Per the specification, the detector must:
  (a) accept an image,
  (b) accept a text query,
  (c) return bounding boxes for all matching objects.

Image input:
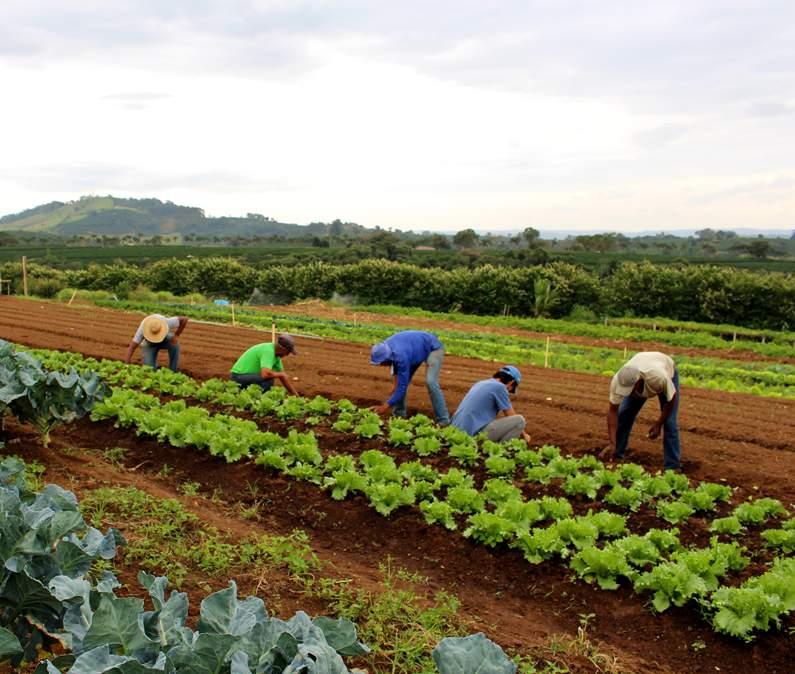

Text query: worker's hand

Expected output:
[648,422,662,440]
[370,403,391,416]
[170,336,179,345]
[521,431,532,445]
[598,445,615,461]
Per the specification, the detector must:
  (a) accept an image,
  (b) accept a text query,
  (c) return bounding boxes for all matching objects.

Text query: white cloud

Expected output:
[0,1,794,231]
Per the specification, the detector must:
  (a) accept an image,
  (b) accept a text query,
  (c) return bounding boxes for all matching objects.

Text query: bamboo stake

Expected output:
[21,256,28,297]
[68,289,78,306]
[544,336,550,368]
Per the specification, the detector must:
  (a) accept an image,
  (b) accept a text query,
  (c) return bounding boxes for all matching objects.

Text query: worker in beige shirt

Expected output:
[599,351,681,470]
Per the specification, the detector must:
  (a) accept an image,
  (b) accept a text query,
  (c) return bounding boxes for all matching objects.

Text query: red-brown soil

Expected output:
[2,296,794,673]
[262,300,795,365]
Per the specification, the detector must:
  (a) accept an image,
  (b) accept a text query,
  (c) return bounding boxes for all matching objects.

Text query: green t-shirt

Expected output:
[231,343,284,375]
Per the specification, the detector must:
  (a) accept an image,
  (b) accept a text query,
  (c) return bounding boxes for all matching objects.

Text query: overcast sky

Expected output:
[1,1,794,232]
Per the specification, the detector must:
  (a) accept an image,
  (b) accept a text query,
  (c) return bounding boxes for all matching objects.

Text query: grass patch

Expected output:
[80,486,318,587]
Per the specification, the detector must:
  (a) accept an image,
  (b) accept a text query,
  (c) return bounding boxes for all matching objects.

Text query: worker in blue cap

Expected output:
[451,366,530,443]
[369,330,449,424]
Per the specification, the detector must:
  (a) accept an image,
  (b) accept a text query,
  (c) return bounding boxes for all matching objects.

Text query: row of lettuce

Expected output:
[82,298,795,399]
[0,342,519,673]
[4,256,795,329]
[22,344,795,643]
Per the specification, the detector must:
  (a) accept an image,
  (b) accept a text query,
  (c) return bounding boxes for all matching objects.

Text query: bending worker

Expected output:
[369,330,449,424]
[451,366,531,443]
[230,334,299,395]
[600,351,681,470]
[125,313,188,372]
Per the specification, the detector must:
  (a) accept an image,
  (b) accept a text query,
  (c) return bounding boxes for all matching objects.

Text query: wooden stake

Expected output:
[353,313,358,327]
[623,345,627,359]
[231,303,236,326]
[21,256,28,297]
[544,336,550,368]
[68,289,78,306]
[272,320,276,344]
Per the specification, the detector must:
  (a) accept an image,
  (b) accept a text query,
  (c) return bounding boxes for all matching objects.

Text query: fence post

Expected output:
[22,256,28,297]
[544,336,550,368]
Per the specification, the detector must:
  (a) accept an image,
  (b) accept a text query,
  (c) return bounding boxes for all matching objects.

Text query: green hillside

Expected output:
[0,196,367,238]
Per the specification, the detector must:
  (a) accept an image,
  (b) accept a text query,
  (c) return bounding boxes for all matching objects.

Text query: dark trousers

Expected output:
[230,372,274,392]
[615,369,681,470]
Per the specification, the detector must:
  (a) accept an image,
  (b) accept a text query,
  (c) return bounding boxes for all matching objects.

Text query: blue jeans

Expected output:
[392,348,450,424]
[230,373,274,392]
[615,369,681,469]
[140,338,180,372]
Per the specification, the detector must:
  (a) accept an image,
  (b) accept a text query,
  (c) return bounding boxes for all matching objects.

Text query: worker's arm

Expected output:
[174,316,189,338]
[599,402,620,459]
[648,392,677,439]
[124,341,139,364]
[260,367,298,396]
[372,374,399,415]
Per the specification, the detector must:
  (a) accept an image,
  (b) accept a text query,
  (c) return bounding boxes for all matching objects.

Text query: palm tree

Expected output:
[533,278,559,318]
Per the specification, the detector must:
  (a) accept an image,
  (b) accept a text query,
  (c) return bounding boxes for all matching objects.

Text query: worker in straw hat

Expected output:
[125,314,189,372]
[229,334,299,395]
[451,365,531,444]
[600,351,681,470]
[369,330,449,424]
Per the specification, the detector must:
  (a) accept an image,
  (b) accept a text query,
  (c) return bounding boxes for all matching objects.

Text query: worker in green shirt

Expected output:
[230,334,299,395]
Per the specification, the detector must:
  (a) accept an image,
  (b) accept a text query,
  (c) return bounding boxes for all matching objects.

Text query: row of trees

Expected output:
[3,259,793,330]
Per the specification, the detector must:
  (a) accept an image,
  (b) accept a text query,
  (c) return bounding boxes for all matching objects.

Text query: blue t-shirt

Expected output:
[384,331,443,406]
[451,379,512,436]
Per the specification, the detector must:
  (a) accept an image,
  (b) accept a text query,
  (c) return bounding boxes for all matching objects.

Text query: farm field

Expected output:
[1,295,794,673]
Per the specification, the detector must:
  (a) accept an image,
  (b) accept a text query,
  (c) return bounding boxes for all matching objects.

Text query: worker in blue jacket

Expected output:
[369,330,450,424]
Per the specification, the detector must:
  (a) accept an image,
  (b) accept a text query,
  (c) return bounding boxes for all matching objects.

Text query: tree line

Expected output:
[2,258,793,331]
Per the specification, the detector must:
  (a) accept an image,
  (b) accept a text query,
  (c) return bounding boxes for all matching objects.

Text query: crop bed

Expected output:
[1,296,795,673]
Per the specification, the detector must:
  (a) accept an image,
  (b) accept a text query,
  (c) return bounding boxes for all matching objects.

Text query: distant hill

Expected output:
[0,196,370,238]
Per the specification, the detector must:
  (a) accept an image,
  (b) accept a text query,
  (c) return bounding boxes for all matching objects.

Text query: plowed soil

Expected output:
[2,295,794,674]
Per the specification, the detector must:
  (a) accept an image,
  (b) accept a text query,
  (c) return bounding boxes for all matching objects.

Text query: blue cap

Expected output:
[370,342,393,365]
[498,365,522,386]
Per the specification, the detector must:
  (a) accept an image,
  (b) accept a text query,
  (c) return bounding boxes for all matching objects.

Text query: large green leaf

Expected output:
[166,633,238,674]
[82,596,154,655]
[282,642,349,674]
[0,626,23,662]
[197,582,258,637]
[54,541,94,579]
[43,645,170,674]
[48,576,93,649]
[312,616,369,656]
[0,572,62,627]
[433,633,517,674]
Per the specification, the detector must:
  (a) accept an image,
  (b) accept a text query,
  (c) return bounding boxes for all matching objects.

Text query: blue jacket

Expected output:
[384,331,443,406]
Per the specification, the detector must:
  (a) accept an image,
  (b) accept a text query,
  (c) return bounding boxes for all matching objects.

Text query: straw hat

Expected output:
[142,316,169,343]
